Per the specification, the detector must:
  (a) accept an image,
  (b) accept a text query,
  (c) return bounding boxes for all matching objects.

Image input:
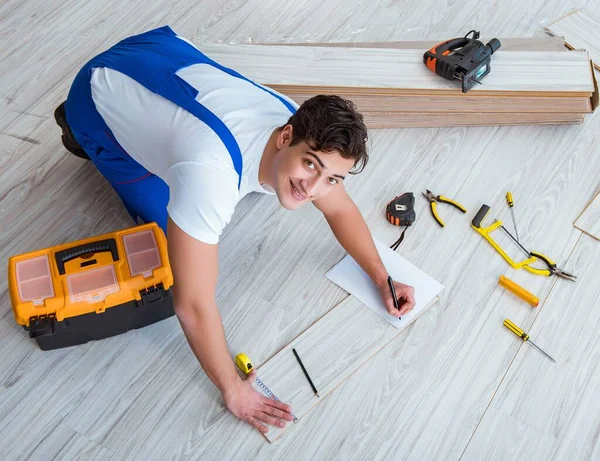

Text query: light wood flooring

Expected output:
[546,8,600,70]
[1,1,600,460]
[574,193,600,240]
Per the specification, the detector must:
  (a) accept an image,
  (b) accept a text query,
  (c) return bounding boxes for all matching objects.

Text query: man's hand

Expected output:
[224,371,294,434]
[377,279,416,317]
[314,186,416,319]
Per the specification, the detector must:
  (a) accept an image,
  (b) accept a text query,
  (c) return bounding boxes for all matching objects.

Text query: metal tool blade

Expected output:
[528,340,556,363]
[510,208,520,242]
[494,219,530,258]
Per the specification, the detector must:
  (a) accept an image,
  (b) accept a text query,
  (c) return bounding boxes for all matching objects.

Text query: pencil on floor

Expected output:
[292,348,320,398]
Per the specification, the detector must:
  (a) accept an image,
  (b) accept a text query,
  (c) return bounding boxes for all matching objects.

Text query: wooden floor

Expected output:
[1,1,600,460]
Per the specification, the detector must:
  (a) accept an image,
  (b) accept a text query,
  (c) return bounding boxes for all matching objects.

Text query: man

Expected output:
[55,25,416,434]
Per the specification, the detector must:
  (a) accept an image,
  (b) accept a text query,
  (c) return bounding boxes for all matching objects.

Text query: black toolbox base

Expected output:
[25,287,175,351]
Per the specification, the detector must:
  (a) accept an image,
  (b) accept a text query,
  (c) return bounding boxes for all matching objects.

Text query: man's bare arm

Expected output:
[167,218,293,433]
[313,186,415,316]
[167,217,239,395]
[313,185,388,284]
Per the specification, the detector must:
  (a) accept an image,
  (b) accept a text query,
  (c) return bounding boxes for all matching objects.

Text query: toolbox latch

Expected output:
[29,314,56,338]
[137,283,169,308]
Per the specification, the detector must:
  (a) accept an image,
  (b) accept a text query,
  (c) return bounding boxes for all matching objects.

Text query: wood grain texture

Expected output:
[574,192,600,240]
[275,36,569,52]
[2,0,600,460]
[199,43,595,94]
[274,38,593,130]
[19,423,115,461]
[285,91,592,113]
[546,8,600,70]
[359,111,584,128]
[255,295,439,442]
[200,41,596,127]
[460,234,600,461]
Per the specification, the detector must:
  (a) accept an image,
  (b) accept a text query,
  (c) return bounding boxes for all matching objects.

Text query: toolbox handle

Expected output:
[55,238,119,275]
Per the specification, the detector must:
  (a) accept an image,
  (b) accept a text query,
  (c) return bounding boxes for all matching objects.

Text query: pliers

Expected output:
[530,251,577,282]
[422,189,467,227]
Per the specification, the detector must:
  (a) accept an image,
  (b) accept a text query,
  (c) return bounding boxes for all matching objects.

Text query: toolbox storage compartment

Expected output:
[8,223,174,350]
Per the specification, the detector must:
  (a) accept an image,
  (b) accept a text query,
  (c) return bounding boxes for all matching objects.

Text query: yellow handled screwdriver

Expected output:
[505,192,520,243]
[503,319,556,363]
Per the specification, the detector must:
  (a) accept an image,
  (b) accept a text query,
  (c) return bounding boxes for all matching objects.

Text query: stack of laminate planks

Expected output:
[545,8,600,71]
[199,39,598,128]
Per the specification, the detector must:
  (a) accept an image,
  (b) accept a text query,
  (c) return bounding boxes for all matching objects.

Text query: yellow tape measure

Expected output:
[235,353,254,375]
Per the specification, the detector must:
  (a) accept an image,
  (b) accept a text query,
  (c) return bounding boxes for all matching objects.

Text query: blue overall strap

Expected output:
[82,26,296,189]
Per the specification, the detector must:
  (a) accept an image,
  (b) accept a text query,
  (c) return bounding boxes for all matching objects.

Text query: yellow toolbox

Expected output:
[8,223,174,350]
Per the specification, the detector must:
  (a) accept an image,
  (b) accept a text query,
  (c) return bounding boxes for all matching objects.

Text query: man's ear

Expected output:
[276,124,293,149]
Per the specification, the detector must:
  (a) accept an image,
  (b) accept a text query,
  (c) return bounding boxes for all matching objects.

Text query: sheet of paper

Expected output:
[325,239,444,327]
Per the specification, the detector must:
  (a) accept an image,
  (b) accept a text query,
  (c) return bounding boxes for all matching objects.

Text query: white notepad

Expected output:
[326,239,444,327]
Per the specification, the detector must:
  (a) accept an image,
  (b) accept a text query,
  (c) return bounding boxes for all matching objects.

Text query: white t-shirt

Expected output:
[90,39,298,244]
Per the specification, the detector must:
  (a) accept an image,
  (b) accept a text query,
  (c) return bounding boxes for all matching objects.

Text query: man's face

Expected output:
[272,126,355,210]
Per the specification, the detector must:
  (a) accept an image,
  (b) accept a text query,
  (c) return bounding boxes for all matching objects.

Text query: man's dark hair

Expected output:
[283,95,369,174]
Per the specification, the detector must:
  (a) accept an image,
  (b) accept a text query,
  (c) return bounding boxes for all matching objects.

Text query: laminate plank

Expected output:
[63,295,304,459]
[359,112,584,129]
[284,91,592,113]
[253,295,439,442]
[58,317,183,440]
[191,351,418,461]
[546,8,600,70]
[460,234,600,461]
[459,407,557,461]
[573,192,600,241]
[275,36,569,52]
[199,44,595,94]
[20,423,114,461]
[271,85,594,99]
[0,316,137,461]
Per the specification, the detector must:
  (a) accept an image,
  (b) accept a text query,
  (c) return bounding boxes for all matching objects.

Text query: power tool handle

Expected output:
[425,37,470,58]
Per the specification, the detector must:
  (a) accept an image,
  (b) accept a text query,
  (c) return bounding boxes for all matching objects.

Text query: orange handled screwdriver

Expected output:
[498,276,539,307]
[503,319,556,363]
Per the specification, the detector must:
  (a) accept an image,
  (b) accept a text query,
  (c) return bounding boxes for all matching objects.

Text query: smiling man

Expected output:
[55,26,416,434]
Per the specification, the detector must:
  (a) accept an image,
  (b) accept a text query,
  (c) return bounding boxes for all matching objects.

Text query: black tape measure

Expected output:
[386,193,416,250]
[386,192,416,226]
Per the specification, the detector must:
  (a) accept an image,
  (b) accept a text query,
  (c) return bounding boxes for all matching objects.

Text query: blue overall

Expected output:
[65,25,295,235]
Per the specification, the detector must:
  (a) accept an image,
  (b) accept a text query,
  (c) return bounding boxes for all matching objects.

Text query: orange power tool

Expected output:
[423,30,501,92]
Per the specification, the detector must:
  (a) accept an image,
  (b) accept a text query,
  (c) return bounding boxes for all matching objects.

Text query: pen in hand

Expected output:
[387,275,401,319]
